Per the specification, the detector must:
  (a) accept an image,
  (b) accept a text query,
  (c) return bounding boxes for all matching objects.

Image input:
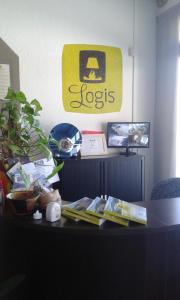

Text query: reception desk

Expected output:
[1,198,180,300]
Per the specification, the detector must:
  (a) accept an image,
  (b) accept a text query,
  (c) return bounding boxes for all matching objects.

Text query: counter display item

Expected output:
[104,196,147,225]
[62,197,106,226]
[46,202,61,222]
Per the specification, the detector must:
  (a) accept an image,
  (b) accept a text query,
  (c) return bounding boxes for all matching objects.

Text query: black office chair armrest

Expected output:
[0,274,26,300]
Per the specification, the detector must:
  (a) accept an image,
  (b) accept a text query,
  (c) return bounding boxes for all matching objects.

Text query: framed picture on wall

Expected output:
[81,133,108,156]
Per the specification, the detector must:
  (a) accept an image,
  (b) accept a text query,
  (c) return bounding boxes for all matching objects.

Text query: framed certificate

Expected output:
[81,133,108,156]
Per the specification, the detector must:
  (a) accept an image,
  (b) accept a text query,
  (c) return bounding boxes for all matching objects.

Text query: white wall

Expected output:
[156,0,180,14]
[134,0,156,199]
[0,0,156,200]
[0,0,134,133]
[154,1,180,183]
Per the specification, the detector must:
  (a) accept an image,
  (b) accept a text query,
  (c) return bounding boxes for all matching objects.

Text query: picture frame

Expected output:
[81,133,108,156]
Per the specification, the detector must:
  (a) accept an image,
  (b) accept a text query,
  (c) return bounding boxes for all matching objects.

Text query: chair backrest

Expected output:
[0,274,26,299]
[151,178,180,200]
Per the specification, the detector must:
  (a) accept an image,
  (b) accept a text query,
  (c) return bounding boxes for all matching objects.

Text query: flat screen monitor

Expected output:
[107,122,150,155]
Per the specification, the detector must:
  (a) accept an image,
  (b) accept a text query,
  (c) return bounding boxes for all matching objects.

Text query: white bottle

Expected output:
[33,210,42,220]
[46,202,61,222]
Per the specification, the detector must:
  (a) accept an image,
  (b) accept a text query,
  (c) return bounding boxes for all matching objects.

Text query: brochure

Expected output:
[103,212,129,227]
[62,197,93,217]
[86,196,129,226]
[6,157,59,189]
[62,210,79,222]
[62,209,105,226]
[104,196,147,225]
[86,196,106,218]
[62,197,106,226]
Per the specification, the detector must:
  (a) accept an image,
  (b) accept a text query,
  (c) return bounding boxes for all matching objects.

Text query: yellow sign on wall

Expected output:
[62,44,122,114]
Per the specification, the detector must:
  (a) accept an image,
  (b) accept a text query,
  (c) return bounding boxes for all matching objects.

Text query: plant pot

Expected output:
[6,191,39,215]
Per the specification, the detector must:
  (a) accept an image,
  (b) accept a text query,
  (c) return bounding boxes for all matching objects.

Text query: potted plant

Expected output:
[0,88,48,163]
[0,87,63,213]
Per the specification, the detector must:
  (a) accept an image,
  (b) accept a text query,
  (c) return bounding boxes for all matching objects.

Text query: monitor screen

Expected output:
[107,122,150,149]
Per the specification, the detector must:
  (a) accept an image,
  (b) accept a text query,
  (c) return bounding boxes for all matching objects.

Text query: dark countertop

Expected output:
[1,198,180,300]
[2,197,180,236]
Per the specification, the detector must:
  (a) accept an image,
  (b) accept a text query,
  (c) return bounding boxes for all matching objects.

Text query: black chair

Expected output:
[0,218,27,300]
[0,274,26,300]
[151,178,180,200]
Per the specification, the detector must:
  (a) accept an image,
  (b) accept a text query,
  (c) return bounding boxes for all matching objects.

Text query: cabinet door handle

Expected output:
[100,161,104,196]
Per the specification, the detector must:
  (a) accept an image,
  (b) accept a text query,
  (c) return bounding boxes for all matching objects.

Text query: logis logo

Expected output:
[79,50,105,83]
[62,44,122,114]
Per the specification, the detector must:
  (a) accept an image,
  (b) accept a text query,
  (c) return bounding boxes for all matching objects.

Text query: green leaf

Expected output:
[36,133,48,144]
[8,128,17,140]
[8,144,23,155]
[21,134,30,139]
[32,127,42,133]
[5,87,16,100]
[38,143,52,159]
[25,115,34,126]
[46,162,64,180]
[22,104,34,115]
[19,135,30,144]
[32,120,40,127]
[0,115,6,126]
[17,166,31,190]
[15,91,27,103]
[30,99,42,113]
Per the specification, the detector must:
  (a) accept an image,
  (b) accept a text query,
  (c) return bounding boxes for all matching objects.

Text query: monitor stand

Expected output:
[120,147,136,157]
